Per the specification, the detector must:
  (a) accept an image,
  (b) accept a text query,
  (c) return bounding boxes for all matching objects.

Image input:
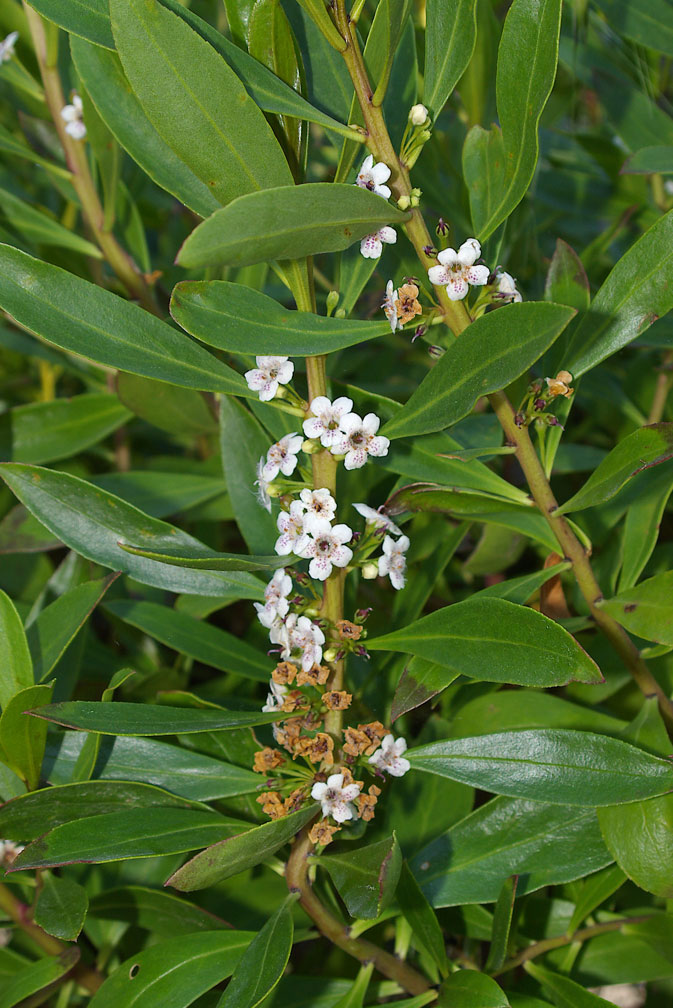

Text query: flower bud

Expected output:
[335,307,346,319]
[323,647,338,662]
[361,561,379,580]
[303,605,320,618]
[409,103,429,126]
[267,482,284,498]
[397,195,411,211]
[301,438,323,454]
[326,290,339,316]
[428,345,445,359]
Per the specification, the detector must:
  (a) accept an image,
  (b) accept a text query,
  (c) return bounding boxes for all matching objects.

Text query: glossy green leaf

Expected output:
[0,780,200,843]
[178,184,409,269]
[0,505,60,555]
[555,424,673,514]
[110,0,292,208]
[330,965,374,1008]
[0,187,101,259]
[622,145,673,175]
[11,807,248,870]
[91,471,224,519]
[0,590,33,709]
[31,701,283,736]
[34,874,88,941]
[168,806,318,891]
[0,684,52,790]
[89,886,230,935]
[397,861,448,975]
[0,464,264,599]
[171,280,389,356]
[119,543,288,573]
[484,875,518,973]
[105,599,268,682]
[0,122,70,181]
[567,864,627,934]
[446,690,626,739]
[524,961,613,1007]
[594,0,673,57]
[438,971,510,1007]
[462,0,562,237]
[619,470,673,590]
[0,949,80,1008]
[319,834,402,920]
[598,571,673,646]
[218,397,277,555]
[88,932,253,1008]
[544,239,590,311]
[475,563,572,605]
[116,373,217,438]
[217,901,293,1008]
[598,794,673,898]
[408,728,673,806]
[411,796,612,907]
[0,245,247,396]
[424,0,477,116]
[26,0,113,47]
[381,303,575,439]
[392,658,458,721]
[368,597,602,687]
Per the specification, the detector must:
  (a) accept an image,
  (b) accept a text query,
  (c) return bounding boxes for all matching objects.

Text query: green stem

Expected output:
[648,349,673,424]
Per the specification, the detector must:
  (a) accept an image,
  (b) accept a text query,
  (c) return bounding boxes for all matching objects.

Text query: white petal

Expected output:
[330,545,352,568]
[379,227,397,244]
[338,412,362,435]
[309,556,332,581]
[367,435,389,458]
[446,277,468,301]
[467,264,490,286]
[436,248,458,267]
[428,264,451,286]
[371,162,391,184]
[457,239,480,266]
[344,448,367,470]
[360,235,382,259]
[311,782,328,800]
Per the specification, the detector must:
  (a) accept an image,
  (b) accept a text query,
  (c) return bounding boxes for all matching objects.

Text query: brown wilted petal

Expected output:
[252,747,285,773]
[272,661,298,685]
[324,690,352,711]
[308,819,339,846]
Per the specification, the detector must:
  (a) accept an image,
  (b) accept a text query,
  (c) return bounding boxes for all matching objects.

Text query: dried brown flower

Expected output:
[296,663,330,686]
[545,370,574,398]
[281,690,310,713]
[323,690,352,711]
[253,747,285,774]
[357,784,382,822]
[256,791,286,819]
[336,619,363,641]
[344,721,387,757]
[296,732,334,766]
[308,819,339,846]
[395,283,422,325]
[272,661,297,685]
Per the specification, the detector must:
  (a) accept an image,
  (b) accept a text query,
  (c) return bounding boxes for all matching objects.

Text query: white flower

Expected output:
[382,280,402,332]
[262,679,288,713]
[495,269,522,303]
[303,395,353,449]
[297,516,353,581]
[61,94,86,140]
[245,356,294,402]
[409,103,429,126]
[254,568,292,623]
[311,773,362,823]
[427,238,489,301]
[353,503,402,536]
[356,154,392,200]
[282,614,325,672]
[360,226,397,259]
[368,734,411,777]
[378,534,409,590]
[0,32,18,64]
[275,501,310,556]
[262,433,303,482]
[255,456,273,512]
[332,412,389,470]
[299,487,337,522]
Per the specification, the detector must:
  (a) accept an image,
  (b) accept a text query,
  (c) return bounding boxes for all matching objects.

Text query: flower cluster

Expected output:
[61,93,86,141]
[355,155,398,261]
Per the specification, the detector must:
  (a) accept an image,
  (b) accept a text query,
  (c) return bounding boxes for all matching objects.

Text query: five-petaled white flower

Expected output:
[61,94,86,140]
[368,734,411,777]
[353,503,402,536]
[494,269,522,303]
[382,280,402,332]
[262,433,303,482]
[262,679,288,713]
[427,238,489,301]
[299,487,337,522]
[275,501,310,556]
[378,534,409,590]
[311,773,362,823]
[255,568,292,624]
[0,32,18,64]
[245,356,294,402]
[356,154,392,200]
[298,517,353,581]
[282,614,325,671]
[360,226,397,260]
[303,395,353,449]
[333,412,389,470]
[255,456,273,512]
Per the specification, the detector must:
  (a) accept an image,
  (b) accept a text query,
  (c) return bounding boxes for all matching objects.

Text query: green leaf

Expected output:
[381,303,576,439]
[89,886,230,935]
[567,864,627,933]
[0,122,71,181]
[368,597,602,688]
[446,690,626,739]
[92,471,224,519]
[622,145,673,175]
[484,876,518,974]
[0,949,80,1008]
[0,187,101,259]
[392,658,459,721]
[26,0,113,47]
[218,397,277,555]
[554,424,673,514]
[594,0,673,57]
[544,239,590,311]
[0,464,264,599]
[31,701,284,736]
[598,794,673,898]
[0,590,33,709]
[110,0,292,207]
[319,834,402,920]
[88,932,253,1008]
[171,280,390,356]
[11,808,248,870]
[177,184,409,269]
[331,965,374,1008]
[564,209,673,377]
[248,0,303,170]
[598,571,673,646]
[524,961,613,1007]
[119,543,287,573]
[438,971,510,1007]
[0,393,131,465]
[462,0,562,238]
[0,245,247,396]
[116,373,217,438]
[424,0,477,116]
[217,901,293,1008]
[408,728,673,806]
[396,861,448,975]
[0,780,200,843]
[27,574,118,681]
[0,684,52,790]
[104,599,269,682]
[34,875,88,941]
[619,469,673,591]
[167,806,318,891]
[475,563,572,605]
[0,505,60,555]
[411,796,612,907]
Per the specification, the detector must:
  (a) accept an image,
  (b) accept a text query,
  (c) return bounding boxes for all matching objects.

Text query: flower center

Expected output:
[350,432,364,446]
[318,538,331,553]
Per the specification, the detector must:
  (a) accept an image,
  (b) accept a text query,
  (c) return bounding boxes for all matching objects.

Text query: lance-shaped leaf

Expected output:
[368,597,602,687]
[408,729,673,806]
[392,658,459,721]
[622,145,673,175]
[0,464,264,599]
[0,245,247,396]
[381,303,575,439]
[554,424,673,514]
[397,861,448,975]
[29,701,284,736]
[424,0,477,117]
[0,684,52,790]
[120,543,288,573]
[0,949,81,1008]
[26,0,113,47]
[34,875,88,941]
[524,961,613,1007]
[89,886,230,935]
[544,239,590,311]
[598,571,673,647]
[484,875,518,974]
[110,0,292,207]
[168,806,318,891]
[0,186,101,259]
[217,901,294,1008]
[171,281,390,356]
[318,834,402,920]
[0,590,33,709]
[593,0,673,58]
[462,0,562,237]
[177,184,410,269]
[438,971,510,1007]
